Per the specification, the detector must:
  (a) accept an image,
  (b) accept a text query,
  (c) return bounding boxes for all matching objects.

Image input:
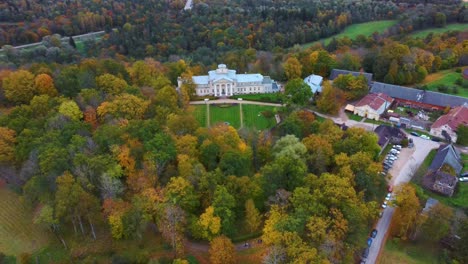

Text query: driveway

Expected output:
[365,135,440,264]
[189,98,283,107]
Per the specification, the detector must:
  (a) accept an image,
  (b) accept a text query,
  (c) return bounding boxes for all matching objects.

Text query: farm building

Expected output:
[430,104,468,143]
[353,93,393,120]
[370,82,468,110]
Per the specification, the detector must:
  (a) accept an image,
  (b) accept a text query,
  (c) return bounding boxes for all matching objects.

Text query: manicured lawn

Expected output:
[409,23,468,38]
[418,69,468,98]
[192,104,280,130]
[0,188,50,256]
[230,93,284,103]
[346,112,363,121]
[302,20,397,48]
[379,239,441,264]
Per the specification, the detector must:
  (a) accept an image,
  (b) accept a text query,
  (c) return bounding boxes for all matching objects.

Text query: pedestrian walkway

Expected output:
[190,99,283,107]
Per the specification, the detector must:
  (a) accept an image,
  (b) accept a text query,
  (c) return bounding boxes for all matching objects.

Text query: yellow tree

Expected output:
[2,70,36,103]
[209,235,236,264]
[196,206,221,241]
[283,57,302,80]
[97,94,150,120]
[34,73,58,97]
[0,127,16,163]
[245,199,261,233]
[59,100,83,121]
[96,73,128,95]
[392,183,421,240]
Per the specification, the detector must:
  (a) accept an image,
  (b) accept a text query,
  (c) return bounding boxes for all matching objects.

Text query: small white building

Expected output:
[304,74,323,94]
[178,64,278,97]
[353,93,394,120]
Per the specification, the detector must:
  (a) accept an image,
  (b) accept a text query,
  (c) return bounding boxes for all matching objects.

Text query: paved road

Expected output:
[365,135,440,264]
[189,98,283,107]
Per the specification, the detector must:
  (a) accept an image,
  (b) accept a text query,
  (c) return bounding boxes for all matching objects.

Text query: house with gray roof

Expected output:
[371,82,468,110]
[177,64,278,97]
[422,144,462,197]
[429,144,463,175]
[329,69,373,86]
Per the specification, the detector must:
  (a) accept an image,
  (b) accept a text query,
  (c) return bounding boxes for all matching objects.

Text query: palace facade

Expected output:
[178,64,278,97]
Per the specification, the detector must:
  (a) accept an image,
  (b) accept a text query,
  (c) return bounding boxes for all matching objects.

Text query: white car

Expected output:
[385,193,392,201]
[420,135,430,140]
[459,177,468,182]
[381,203,387,209]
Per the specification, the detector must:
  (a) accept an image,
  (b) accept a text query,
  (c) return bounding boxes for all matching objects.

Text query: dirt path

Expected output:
[189,99,283,107]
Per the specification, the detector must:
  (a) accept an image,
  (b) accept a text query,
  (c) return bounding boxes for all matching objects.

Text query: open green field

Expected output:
[0,188,50,256]
[419,69,468,98]
[410,23,468,38]
[302,20,397,48]
[379,239,441,264]
[191,104,280,130]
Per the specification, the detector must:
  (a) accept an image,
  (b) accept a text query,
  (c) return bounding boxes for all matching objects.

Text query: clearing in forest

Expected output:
[301,20,397,48]
[0,188,50,256]
[409,23,468,38]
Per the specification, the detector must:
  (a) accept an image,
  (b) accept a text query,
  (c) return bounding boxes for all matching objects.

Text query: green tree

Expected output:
[2,70,35,103]
[55,65,81,97]
[145,133,176,175]
[284,78,312,107]
[420,203,453,242]
[164,177,199,213]
[457,125,468,146]
[212,186,237,236]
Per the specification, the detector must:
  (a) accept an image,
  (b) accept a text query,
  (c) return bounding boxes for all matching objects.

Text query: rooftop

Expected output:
[431,104,468,131]
[371,82,468,108]
[192,64,267,84]
[374,125,406,147]
[429,144,463,175]
[355,93,393,111]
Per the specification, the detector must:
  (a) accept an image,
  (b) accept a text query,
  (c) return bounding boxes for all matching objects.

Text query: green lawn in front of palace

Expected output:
[191,103,280,130]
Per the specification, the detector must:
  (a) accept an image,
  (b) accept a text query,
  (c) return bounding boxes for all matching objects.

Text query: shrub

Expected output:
[455,68,462,73]
[455,78,463,86]
[452,87,459,94]
[437,85,448,93]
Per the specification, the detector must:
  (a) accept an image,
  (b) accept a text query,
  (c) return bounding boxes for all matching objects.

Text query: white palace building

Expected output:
[178,64,278,97]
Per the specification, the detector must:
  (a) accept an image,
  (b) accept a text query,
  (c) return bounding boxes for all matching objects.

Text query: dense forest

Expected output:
[0,58,387,262]
[0,0,468,263]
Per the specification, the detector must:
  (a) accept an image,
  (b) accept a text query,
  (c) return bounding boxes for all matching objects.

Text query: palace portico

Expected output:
[178,64,278,97]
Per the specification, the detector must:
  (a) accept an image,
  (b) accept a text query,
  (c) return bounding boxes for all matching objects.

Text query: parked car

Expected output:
[410,132,419,136]
[431,137,441,142]
[459,177,468,182]
[362,247,370,259]
[388,185,393,192]
[385,193,392,201]
[394,145,402,150]
[367,238,373,246]
[460,172,468,177]
[420,135,430,140]
[371,229,378,238]
[381,202,387,209]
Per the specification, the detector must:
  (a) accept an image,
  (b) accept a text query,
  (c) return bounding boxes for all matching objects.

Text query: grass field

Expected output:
[409,23,468,38]
[0,188,50,256]
[379,239,441,264]
[418,69,468,98]
[191,104,280,130]
[302,20,397,48]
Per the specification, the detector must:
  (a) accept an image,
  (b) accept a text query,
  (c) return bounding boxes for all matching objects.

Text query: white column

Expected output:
[214,85,217,96]
[230,84,233,96]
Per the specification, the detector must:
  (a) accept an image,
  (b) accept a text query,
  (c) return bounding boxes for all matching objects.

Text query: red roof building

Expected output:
[353,93,394,120]
[430,105,468,143]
